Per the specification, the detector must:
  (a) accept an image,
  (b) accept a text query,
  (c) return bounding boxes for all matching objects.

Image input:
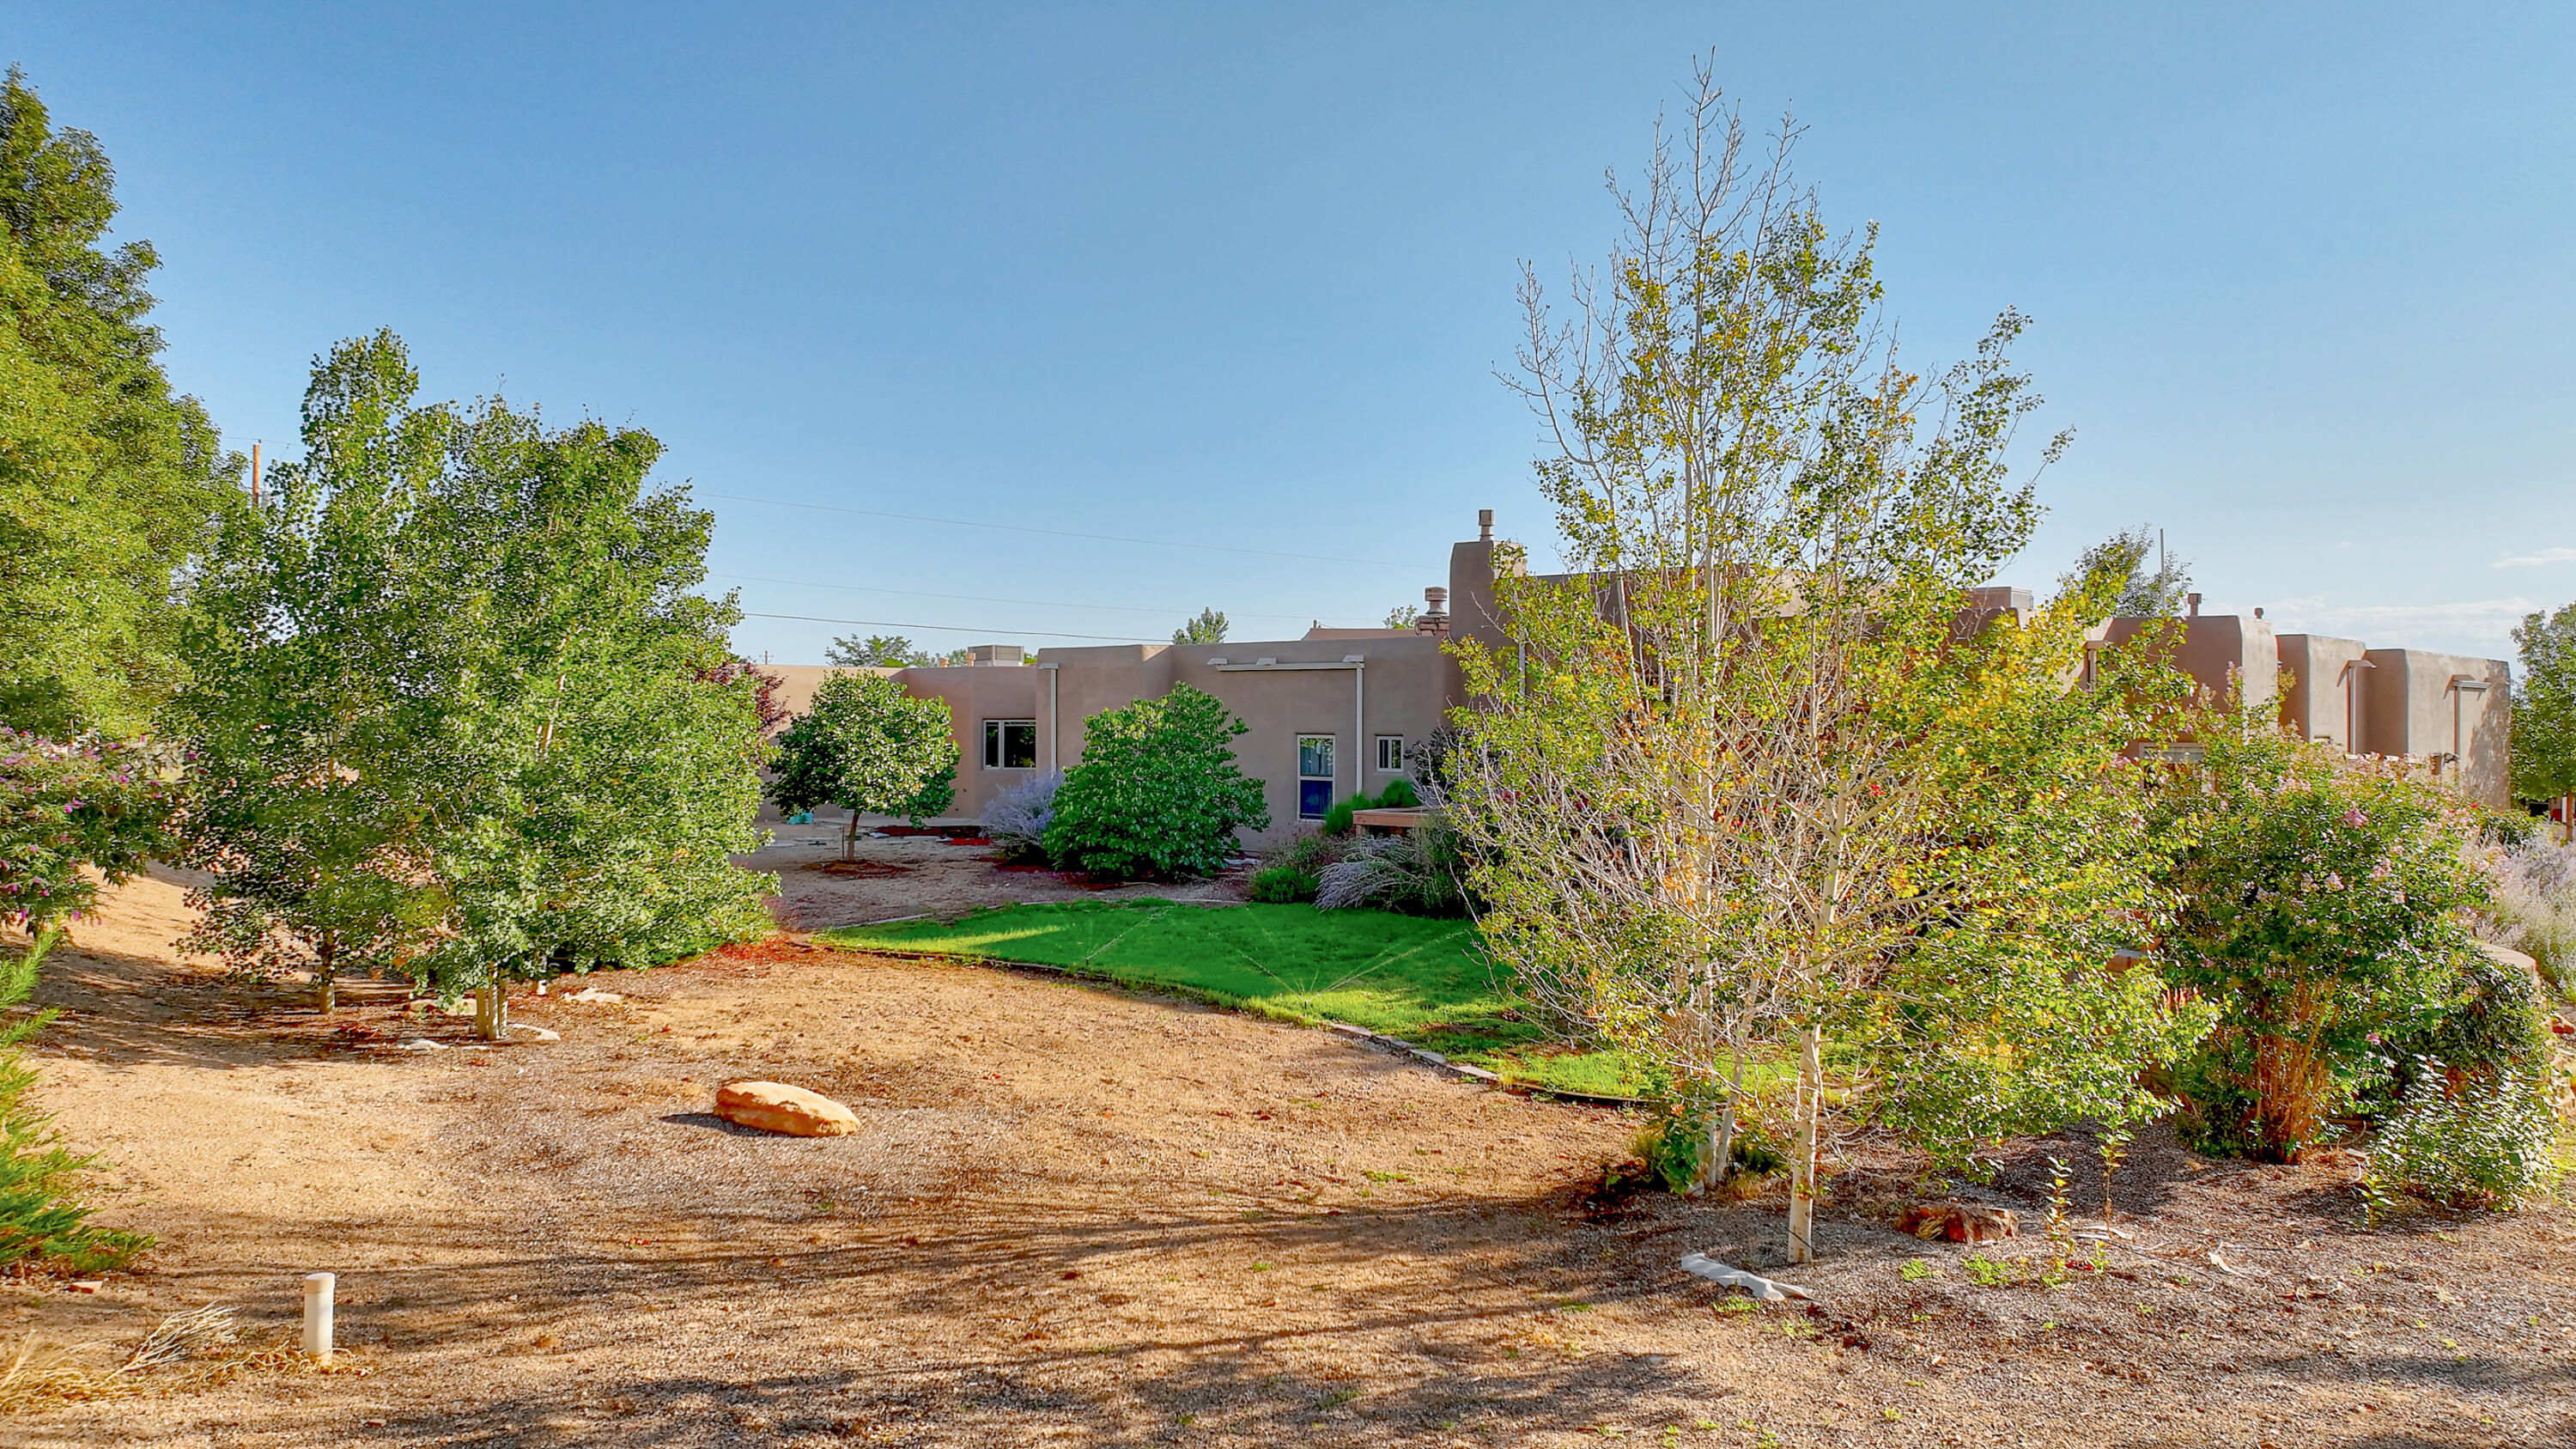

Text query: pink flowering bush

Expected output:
[0,728,177,942]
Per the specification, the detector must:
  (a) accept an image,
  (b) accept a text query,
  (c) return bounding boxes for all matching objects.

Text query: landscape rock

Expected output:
[515,1026,562,1042]
[564,986,625,1004]
[1896,1201,2020,1243]
[396,1038,447,1052]
[714,1081,860,1137]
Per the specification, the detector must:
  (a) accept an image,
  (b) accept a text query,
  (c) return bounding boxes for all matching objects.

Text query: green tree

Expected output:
[1382,604,1421,629]
[1172,608,1228,646]
[1447,71,2207,1262]
[769,671,958,858]
[0,68,239,734]
[174,332,775,1026]
[2512,602,2576,813]
[1045,685,1268,879]
[2073,524,2193,618]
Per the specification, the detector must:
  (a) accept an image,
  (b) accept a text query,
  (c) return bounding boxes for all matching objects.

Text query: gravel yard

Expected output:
[3,861,2571,1448]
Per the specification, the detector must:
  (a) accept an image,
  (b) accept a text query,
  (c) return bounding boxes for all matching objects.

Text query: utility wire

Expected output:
[738,611,1162,643]
[706,491,1422,569]
[710,571,1366,626]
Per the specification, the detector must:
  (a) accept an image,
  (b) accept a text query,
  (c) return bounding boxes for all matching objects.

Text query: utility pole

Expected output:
[250,441,262,506]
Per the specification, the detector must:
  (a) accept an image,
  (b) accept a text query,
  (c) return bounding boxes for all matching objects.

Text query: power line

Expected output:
[706,491,1423,569]
[710,571,1367,626]
[738,611,1163,643]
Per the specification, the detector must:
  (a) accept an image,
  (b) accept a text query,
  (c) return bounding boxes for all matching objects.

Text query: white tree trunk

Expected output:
[1788,1025,1822,1263]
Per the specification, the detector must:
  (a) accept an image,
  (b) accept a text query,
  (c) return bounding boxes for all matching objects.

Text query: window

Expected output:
[1297,734,1336,819]
[982,719,1037,770]
[1375,734,1405,773]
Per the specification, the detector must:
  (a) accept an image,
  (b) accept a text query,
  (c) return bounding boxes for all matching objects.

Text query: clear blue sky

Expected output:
[9,3,2570,661]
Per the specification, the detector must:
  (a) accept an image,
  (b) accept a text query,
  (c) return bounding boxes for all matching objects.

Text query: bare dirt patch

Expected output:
[3,870,2572,1448]
[749,824,1243,928]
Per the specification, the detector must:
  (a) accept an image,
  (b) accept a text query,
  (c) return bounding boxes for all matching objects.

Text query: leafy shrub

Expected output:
[1314,819,1467,915]
[1267,831,1350,878]
[1044,685,1269,879]
[2377,943,2555,1111]
[2160,724,2489,1161]
[1248,866,1319,904]
[1633,1099,1785,1192]
[1320,778,1425,836]
[981,770,1061,863]
[2372,1060,2561,1209]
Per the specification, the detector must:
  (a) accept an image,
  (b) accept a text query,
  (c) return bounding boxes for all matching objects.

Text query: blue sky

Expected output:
[8,3,2571,661]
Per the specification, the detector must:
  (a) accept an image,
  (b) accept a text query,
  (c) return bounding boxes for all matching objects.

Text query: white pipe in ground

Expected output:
[301,1272,335,1361]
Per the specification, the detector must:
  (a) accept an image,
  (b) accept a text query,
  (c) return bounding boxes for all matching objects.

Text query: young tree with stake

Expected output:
[1447,69,2207,1263]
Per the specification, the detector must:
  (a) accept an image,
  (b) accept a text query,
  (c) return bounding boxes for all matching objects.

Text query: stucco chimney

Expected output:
[1418,586,1449,637]
[1478,508,1493,542]
[2186,593,2202,618]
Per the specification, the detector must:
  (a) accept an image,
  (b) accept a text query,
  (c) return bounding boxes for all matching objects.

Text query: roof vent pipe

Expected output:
[1478,508,1493,542]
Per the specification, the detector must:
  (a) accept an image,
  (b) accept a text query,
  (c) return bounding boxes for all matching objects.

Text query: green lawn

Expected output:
[820,900,1650,1099]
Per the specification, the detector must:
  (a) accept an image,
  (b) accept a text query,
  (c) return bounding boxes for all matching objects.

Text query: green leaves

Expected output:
[1044,685,1268,879]
[768,671,957,820]
[2512,602,2576,802]
[172,332,775,998]
[2156,717,2495,1160]
[0,68,240,735]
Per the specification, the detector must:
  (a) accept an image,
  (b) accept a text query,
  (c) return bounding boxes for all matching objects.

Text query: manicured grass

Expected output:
[821,900,1651,1099]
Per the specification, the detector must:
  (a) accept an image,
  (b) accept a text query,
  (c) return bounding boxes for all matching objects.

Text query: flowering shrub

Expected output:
[0,728,176,939]
[2160,724,2491,1161]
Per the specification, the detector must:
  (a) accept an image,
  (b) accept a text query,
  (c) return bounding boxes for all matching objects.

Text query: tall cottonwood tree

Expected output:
[174,332,775,1026]
[1448,70,2206,1262]
[0,69,239,734]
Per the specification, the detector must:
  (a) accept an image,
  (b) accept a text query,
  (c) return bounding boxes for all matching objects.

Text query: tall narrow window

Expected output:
[1376,734,1405,773]
[1297,734,1336,820]
[983,719,1037,769]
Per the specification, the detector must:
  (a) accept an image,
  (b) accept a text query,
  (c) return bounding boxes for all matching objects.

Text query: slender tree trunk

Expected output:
[843,807,860,862]
[1788,1024,1822,1264]
[317,933,337,1014]
[474,966,507,1041]
[1701,1022,1748,1195]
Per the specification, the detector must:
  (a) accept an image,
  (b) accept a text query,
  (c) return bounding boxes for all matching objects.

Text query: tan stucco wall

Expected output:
[2359,648,2511,807]
[2276,634,2373,751]
[2105,615,2280,710]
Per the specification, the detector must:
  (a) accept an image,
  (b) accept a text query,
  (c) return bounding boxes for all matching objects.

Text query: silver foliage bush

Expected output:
[2485,837,2576,992]
[981,771,1062,862]
[1314,821,1464,915]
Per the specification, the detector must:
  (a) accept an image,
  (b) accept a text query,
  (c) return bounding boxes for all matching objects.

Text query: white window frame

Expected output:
[983,718,1038,770]
[1297,734,1336,819]
[1375,734,1406,773]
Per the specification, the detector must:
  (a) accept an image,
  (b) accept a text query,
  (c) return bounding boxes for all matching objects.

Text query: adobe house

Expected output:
[767,511,2518,839]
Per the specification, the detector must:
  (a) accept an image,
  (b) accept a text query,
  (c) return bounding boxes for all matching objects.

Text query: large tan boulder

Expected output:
[714,1081,860,1137]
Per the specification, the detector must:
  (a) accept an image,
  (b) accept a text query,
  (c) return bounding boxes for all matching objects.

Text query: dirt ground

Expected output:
[750,819,1244,928]
[3,861,2573,1448]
